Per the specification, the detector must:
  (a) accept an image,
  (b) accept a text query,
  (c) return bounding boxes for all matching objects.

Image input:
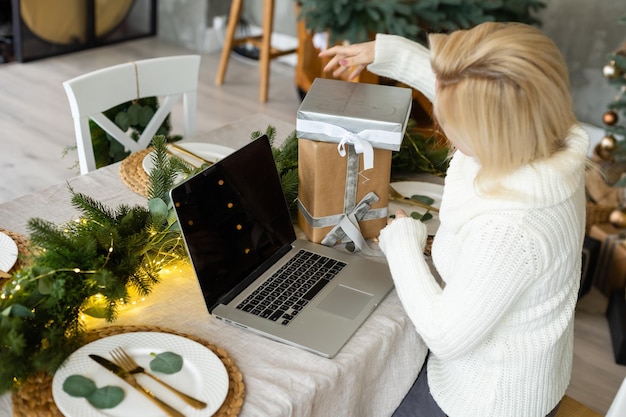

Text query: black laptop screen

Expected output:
[171,136,297,310]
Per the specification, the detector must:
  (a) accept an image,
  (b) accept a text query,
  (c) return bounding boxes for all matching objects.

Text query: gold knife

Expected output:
[89,354,185,417]
[168,143,213,165]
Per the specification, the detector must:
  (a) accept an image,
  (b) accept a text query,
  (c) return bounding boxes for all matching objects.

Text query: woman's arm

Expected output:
[369,34,436,102]
[379,216,540,360]
[319,34,436,103]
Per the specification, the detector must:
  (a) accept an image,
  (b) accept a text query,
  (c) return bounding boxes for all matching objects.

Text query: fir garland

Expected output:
[0,128,297,394]
[0,136,189,394]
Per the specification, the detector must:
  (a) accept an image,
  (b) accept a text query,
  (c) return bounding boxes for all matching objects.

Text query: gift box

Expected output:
[589,223,626,297]
[296,78,412,250]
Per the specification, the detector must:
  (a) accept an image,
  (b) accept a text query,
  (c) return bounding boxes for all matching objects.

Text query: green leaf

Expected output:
[114,112,130,131]
[126,103,142,126]
[409,211,434,223]
[149,351,183,374]
[420,212,434,222]
[138,106,155,127]
[148,198,169,225]
[63,375,97,397]
[37,277,54,295]
[6,304,34,318]
[82,305,108,319]
[410,194,435,205]
[86,385,125,409]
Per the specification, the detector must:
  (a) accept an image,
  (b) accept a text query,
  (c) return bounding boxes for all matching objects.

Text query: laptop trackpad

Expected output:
[317,285,373,320]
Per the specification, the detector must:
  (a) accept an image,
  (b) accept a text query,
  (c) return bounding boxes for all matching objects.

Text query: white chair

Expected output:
[63,54,201,174]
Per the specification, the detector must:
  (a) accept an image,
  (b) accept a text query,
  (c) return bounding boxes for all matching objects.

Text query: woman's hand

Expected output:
[388,209,409,225]
[318,41,376,80]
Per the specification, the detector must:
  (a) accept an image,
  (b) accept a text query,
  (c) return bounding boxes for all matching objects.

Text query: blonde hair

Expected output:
[429,22,577,197]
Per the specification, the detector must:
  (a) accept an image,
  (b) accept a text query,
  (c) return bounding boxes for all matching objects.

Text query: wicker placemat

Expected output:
[12,325,245,417]
[119,148,152,197]
[0,228,30,288]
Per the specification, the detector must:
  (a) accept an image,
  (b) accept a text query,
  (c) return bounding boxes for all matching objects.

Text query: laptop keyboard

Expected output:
[236,249,346,326]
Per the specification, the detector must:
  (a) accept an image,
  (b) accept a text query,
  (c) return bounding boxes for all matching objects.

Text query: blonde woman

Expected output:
[320,22,588,417]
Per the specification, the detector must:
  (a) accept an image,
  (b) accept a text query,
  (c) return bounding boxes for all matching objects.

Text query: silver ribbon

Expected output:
[297,119,400,170]
[298,144,387,257]
[320,192,385,257]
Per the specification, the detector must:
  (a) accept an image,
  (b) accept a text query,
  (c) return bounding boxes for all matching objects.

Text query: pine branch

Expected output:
[70,189,126,228]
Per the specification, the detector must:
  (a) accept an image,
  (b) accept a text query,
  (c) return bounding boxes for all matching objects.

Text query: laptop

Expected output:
[170,135,394,358]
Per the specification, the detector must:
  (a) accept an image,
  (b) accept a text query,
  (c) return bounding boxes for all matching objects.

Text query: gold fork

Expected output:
[110,347,207,409]
[388,185,440,213]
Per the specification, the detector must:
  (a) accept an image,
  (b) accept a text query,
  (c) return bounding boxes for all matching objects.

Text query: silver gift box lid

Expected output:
[296,78,413,151]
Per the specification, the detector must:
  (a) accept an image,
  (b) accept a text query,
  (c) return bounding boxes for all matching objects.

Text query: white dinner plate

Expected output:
[52,332,229,417]
[142,143,236,174]
[388,181,443,236]
[0,231,18,273]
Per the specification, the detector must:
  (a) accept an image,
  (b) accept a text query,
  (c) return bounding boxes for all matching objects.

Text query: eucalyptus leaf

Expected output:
[63,374,97,397]
[126,103,142,125]
[138,106,155,127]
[409,211,433,223]
[148,198,169,224]
[86,385,125,409]
[410,194,435,205]
[37,277,53,295]
[149,351,183,374]
[114,112,130,131]
[7,304,34,318]
[166,208,179,227]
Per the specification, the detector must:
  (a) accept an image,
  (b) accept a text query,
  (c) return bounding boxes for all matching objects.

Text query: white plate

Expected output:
[52,332,229,417]
[389,181,443,236]
[142,143,236,174]
[0,231,18,272]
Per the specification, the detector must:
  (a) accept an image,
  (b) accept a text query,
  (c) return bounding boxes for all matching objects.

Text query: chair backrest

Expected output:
[63,54,201,174]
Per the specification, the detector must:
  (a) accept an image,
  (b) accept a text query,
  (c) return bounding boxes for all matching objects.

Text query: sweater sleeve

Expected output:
[367,34,436,103]
[378,215,539,361]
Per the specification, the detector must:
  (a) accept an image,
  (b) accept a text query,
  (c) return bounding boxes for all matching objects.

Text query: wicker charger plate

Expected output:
[0,228,30,288]
[12,325,245,417]
[119,148,152,198]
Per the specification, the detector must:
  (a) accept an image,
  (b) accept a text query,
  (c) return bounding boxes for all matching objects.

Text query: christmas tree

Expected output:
[588,16,626,229]
[599,16,626,161]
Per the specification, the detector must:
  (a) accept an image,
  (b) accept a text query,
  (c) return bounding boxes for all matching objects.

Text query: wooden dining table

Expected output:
[0,113,428,417]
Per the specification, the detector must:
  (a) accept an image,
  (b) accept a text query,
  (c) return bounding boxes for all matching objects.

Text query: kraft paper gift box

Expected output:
[589,223,626,297]
[296,78,412,251]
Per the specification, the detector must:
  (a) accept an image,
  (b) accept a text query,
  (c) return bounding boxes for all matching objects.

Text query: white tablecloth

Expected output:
[0,114,427,417]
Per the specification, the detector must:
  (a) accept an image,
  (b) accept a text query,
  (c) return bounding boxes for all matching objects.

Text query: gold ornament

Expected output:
[603,110,619,126]
[601,134,617,151]
[610,208,626,228]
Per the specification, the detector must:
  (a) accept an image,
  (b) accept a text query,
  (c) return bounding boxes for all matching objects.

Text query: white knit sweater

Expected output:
[373,34,589,417]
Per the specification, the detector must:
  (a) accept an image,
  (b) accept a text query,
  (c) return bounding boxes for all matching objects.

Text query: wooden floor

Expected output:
[1,36,625,415]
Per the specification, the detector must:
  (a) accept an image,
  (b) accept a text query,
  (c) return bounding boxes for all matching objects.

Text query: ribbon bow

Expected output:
[296,119,401,171]
[320,192,384,257]
[337,133,374,170]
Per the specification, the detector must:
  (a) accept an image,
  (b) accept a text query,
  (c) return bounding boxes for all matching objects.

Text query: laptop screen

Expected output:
[171,135,297,310]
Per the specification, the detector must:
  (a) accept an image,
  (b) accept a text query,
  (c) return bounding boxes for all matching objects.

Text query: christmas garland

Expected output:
[0,136,192,393]
[0,128,298,394]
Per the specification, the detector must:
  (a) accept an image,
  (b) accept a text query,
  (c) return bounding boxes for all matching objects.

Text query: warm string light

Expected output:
[7,217,188,322]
